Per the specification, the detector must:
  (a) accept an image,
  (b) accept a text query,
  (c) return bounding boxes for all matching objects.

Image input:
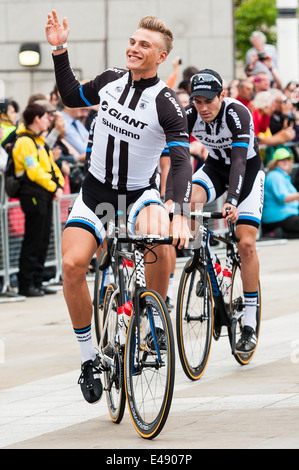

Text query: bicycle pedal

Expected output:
[99,363,109,372]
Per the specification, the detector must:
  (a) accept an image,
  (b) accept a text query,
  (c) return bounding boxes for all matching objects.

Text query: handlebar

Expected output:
[185,209,240,274]
[99,234,194,271]
[190,210,225,220]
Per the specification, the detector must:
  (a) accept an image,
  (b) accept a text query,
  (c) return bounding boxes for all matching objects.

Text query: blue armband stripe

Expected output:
[232,142,249,148]
[167,141,190,149]
[79,85,93,107]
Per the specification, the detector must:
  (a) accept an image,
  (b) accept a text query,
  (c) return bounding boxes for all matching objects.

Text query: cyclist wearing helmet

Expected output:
[186,69,264,353]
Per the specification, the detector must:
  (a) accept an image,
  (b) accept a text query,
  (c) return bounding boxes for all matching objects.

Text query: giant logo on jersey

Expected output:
[164,92,184,118]
[101,100,148,129]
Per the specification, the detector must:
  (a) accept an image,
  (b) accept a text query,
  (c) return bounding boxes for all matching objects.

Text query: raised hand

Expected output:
[45,9,69,46]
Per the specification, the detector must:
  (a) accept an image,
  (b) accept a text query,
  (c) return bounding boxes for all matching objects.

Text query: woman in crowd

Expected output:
[262,147,299,238]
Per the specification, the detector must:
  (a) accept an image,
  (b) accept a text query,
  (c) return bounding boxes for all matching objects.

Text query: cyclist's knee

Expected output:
[238,236,256,258]
[136,205,169,236]
[62,252,89,284]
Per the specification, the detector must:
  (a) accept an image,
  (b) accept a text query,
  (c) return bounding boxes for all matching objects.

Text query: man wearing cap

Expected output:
[262,147,299,238]
[186,68,265,353]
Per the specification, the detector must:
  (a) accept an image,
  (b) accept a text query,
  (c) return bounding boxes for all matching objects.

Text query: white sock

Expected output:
[74,324,96,364]
[243,292,258,330]
[167,274,174,300]
[146,307,163,334]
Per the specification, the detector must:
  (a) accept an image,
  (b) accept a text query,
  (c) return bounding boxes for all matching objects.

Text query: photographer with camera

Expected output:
[245,31,281,89]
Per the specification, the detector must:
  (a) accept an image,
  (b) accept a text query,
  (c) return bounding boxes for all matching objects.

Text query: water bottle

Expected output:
[211,251,223,287]
[222,269,232,304]
[123,300,133,330]
[214,261,223,287]
[117,300,133,346]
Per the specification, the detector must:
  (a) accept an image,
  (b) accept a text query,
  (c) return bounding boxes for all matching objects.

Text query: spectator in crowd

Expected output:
[49,85,62,110]
[284,81,299,101]
[262,147,299,238]
[245,31,281,88]
[253,71,271,94]
[236,78,254,110]
[228,78,240,98]
[13,103,64,297]
[165,56,182,89]
[292,110,299,159]
[177,65,199,95]
[269,89,295,136]
[222,79,229,97]
[28,93,48,104]
[252,91,273,136]
[175,89,190,107]
[289,84,299,113]
[0,126,8,171]
[0,99,19,144]
[61,105,88,159]
[252,91,295,163]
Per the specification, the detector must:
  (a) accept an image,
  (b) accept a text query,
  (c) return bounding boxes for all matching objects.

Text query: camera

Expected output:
[258,52,267,61]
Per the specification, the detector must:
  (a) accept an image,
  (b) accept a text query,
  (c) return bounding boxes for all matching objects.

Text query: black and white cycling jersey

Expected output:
[186,97,262,206]
[53,52,192,216]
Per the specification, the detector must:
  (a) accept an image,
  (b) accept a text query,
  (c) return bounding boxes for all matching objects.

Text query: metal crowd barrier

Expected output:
[0,170,77,302]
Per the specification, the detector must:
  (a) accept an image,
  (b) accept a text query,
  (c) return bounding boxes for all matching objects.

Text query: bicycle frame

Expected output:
[202,228,231,330]
[99,232,169,367]
[189,210,242,348]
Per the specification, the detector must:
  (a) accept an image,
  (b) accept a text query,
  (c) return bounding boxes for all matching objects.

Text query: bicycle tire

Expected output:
[94,250,109,345]
[102,283,126,423]
[228,262,262,365]
[176,258,214,381]
[124,290,175,439]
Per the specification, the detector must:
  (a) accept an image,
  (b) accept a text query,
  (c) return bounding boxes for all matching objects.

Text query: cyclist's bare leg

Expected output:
[236,224,259,292]
[62,226,97,329]
[236,224,259,330]
[135,204,170,300]
[191,184,207,210]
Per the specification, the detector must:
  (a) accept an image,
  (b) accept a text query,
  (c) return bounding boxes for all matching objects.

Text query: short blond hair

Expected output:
[138,16,173,54]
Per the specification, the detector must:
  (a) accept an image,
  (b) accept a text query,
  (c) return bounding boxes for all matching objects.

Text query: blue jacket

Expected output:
[262,167,299,223]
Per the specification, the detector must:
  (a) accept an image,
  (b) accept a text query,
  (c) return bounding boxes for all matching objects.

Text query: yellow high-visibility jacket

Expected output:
[12,123,64,199]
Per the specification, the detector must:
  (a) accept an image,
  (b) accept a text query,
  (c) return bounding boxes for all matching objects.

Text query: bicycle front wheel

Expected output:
[124,290,175,439]
[176,259,214,381]
[229,262,262,365]
[94,250,109,344]
[102,283,126,423]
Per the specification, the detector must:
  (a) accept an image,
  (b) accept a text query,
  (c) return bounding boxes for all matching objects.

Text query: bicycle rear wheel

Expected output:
[176,259,214,381]
[102,283,126,423]
[124,290,175,439]
[228,262,262,365]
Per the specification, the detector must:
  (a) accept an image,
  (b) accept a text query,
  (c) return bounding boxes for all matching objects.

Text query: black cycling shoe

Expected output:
[235,326,257,353]
[78,357,103,404]
[147,328,167,353]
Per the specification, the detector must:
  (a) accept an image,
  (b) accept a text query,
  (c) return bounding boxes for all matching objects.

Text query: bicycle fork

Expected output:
[132,245,164,372]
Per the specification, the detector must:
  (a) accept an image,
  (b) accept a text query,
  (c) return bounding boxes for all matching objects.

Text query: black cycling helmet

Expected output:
[190,69,223,99]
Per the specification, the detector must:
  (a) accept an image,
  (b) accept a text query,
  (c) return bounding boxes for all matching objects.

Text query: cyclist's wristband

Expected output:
[226,197,237,206]
[51,43,67,51]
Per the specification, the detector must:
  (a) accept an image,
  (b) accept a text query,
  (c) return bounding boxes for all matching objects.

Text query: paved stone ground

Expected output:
[1,238,299,450]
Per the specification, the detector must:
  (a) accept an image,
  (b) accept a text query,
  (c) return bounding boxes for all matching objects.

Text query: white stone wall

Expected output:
[0,0,234,111]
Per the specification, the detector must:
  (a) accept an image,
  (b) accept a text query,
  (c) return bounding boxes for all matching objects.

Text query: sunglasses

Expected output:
[191,73,222,87]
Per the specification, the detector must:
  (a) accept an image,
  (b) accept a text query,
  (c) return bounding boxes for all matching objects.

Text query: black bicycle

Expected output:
[94,225,175,439]
[176,210,262,381]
